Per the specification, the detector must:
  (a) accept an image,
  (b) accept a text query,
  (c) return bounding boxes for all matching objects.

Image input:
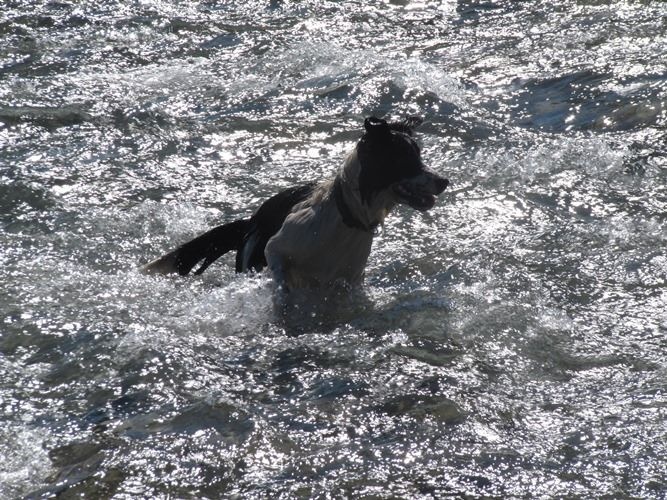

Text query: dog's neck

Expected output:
[336,150,395,231]
[333,177,376,232]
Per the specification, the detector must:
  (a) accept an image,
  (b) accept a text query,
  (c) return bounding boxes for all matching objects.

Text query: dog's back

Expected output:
[142,183,315,276]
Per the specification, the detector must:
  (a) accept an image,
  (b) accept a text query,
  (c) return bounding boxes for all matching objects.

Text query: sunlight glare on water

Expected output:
[1,0,666,498]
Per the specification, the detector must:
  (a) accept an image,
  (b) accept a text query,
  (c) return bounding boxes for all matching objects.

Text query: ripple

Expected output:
[2,0,667,498]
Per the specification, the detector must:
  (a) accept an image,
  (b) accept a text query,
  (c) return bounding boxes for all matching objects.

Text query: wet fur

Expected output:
[142,117,448,290]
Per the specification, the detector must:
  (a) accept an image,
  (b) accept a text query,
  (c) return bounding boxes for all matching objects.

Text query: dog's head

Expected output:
[357,116,448,212]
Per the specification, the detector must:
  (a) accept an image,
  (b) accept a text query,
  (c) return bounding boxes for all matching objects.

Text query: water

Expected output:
[1,1,666,497]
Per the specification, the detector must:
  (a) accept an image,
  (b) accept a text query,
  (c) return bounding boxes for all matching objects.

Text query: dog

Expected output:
[142,116,449,290]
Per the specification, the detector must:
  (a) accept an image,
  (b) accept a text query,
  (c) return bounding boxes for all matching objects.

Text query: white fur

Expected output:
[265,148,446,289]
[266,151,381,289]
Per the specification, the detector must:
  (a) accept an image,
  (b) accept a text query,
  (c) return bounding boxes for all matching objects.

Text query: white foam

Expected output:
[173,274,275,336]
[230,40,468,109]
[116,271,276,358]
[390,57,466,105]
[472,135,626,186]
[0,425,53,498]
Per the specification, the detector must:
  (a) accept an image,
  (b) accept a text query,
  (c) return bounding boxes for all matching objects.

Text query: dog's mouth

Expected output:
[393,184,438,211]
[393,178,448,212]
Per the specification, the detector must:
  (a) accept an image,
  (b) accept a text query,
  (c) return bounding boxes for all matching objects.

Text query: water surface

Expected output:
[1,1,666,497]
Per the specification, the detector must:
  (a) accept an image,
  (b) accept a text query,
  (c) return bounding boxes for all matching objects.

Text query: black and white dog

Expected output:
[142,116,448,289]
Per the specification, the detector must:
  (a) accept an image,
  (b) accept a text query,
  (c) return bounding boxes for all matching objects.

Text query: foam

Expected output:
[0,425,53,498]
[471,135,627,186]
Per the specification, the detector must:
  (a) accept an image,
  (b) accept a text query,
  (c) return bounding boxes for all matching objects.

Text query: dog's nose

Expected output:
[435,177,449,194]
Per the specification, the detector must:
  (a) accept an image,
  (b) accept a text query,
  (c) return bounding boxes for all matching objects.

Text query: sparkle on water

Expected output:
[1,1,666,498]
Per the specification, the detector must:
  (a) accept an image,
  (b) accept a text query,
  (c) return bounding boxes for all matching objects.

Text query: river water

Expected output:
[1,1,666,498]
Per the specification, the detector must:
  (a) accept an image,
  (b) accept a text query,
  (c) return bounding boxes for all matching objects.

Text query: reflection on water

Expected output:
[1,0,666,498]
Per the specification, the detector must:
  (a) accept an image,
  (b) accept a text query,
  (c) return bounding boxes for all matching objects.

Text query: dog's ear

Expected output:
[364,117,391,137]
[389,116,423,136]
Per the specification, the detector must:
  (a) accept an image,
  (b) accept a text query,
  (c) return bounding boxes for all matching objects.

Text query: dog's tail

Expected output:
[142,219,251,276]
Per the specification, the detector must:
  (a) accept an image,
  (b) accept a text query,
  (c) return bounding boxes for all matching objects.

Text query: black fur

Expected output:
[357,117,425,205]
[233,182,316,273]
[146,183,315,276]
[178,219,251,276]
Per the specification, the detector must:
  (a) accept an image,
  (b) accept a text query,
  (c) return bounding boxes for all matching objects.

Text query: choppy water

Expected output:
[2,1,666,498]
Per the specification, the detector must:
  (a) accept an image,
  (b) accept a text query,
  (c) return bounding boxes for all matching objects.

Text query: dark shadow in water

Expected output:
[508,70,666,132]
[0,104,93,129]
[272,284,377,337]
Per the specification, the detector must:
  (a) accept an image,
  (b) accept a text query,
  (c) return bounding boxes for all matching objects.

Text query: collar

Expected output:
[333,176,378,233]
